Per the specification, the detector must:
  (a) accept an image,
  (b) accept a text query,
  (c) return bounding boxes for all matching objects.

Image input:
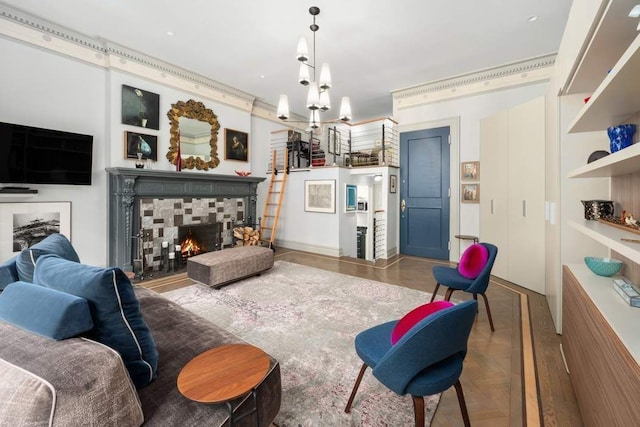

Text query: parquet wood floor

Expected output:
[140,248,583,426]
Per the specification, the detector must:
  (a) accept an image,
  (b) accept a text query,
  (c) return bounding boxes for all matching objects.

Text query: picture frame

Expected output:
[304,180,336,213]
[461,183,480,203]
[328,128,341,155]
[389,174,398,193]
[121,85,160,130]
[1,202,72,261]
[346,184,357,212]
[124,131,158,161]
[461,161,480,182]
[225,128,249,162]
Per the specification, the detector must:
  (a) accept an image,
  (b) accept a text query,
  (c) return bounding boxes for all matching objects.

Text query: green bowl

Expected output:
[584,257,623,277]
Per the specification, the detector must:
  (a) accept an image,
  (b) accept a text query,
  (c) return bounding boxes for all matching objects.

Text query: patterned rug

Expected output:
[162,260,441,426]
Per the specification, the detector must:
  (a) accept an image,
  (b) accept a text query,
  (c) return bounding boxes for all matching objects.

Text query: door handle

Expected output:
[401,199,406,213]
[491,199,494,214]
[523,200,526,217]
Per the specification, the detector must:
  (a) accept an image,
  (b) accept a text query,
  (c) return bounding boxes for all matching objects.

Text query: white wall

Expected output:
[394,83,549,257]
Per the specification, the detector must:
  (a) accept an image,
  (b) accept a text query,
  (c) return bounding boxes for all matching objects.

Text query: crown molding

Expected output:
[0,4,257,112]
[392,54,556,110]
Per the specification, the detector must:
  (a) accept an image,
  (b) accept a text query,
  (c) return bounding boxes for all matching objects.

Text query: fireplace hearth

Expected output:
[178,223,223,259]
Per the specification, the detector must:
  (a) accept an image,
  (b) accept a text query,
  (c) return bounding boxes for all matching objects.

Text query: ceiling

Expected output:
[1,0,572,122]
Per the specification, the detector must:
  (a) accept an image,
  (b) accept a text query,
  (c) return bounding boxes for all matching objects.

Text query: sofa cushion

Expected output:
[0,256,18,291]
[0,281,93,340]
[33,255,158,388]
[15,233,80,283]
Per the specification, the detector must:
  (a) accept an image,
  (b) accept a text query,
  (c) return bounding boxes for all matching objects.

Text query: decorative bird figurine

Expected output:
[625,213,639,227]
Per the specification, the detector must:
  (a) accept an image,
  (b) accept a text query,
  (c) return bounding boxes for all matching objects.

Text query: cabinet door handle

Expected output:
[491,199,494,214]
[523,200,527,217]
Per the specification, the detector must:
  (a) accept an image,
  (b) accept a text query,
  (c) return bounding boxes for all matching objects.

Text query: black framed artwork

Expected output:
[121,85,160,130]
[225,128,249,162]
[124,131,158,161]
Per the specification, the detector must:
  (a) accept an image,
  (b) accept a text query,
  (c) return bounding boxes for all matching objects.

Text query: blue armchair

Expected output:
[430,242,498,331]
[344,300,477,427]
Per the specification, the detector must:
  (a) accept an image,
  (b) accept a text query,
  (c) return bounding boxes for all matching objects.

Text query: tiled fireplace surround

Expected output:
[106,168,265,271]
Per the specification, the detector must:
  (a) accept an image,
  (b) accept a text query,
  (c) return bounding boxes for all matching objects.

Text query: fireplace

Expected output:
[178,223,223,259]
[107,168,265,270]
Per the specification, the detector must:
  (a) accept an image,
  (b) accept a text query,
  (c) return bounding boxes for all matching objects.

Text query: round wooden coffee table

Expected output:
[177,343,270,426]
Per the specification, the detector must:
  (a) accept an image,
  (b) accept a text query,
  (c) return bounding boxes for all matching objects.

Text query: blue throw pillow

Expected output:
[0,256,18,291]
[15,233,80,283]
[0,281,94,340]
[33,255,159,388]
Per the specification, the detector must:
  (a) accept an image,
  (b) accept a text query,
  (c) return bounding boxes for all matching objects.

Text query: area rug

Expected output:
[162,260,441,426]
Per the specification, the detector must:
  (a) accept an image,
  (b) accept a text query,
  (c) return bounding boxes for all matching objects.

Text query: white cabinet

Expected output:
[480,97,546,293]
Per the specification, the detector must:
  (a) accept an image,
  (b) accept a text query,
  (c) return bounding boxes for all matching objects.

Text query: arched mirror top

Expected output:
[166,99,220,170]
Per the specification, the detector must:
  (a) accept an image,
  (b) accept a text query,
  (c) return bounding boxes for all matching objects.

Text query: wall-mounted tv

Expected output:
[0,121,93,186]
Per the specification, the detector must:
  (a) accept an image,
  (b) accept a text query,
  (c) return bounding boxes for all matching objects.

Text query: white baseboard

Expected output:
[275,240,342,258]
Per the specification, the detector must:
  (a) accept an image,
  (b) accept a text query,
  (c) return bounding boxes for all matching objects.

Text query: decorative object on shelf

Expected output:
[276,6,353,129]
[587,150,609,163]
[235,170,251,177]
[167,99,220,170]
[135,152,145,169]
[613,278,640,307]
[461,161,480,182]
[581,200,614,220]
[599,217,640,235]
[345,184,357,212]
[121,85,160,130]
[607,124,636,153]
[225,128,249,162]
[584,256,623,277]
[124,131,158,162]
[461,183,479,204]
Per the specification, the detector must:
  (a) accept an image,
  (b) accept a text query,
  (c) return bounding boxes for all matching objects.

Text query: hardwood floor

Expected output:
[141,248,583,426]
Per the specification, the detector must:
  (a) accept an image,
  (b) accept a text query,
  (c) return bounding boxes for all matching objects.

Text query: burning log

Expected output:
[233,226,261,246]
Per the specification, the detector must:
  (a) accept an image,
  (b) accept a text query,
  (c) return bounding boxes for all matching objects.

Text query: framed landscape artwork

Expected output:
[305,180,336,213]
[461,161,480,182]
[225,128,249,162]
[121,85,160,130]
[0,202,71,261]
[124,131,158,161]
[461,183,480,203]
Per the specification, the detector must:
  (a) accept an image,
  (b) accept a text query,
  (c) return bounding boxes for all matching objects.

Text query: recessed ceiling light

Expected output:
[167,31,175,36]
[527,15,538,23]
[629,5,640,18]
[260,74,265,79]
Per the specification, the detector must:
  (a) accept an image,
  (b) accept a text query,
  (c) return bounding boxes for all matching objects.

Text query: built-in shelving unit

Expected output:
[569,219,640,264]
[569,32,640,133]
[568,142,640,178]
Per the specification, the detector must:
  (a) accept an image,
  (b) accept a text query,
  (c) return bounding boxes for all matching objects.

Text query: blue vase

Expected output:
[607,124,636,153]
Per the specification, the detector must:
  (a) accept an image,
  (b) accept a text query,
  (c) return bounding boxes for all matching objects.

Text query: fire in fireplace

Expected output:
[177,223,223,259]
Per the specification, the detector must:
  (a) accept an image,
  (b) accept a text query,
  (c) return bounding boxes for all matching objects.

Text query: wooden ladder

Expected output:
[259,149,289,249]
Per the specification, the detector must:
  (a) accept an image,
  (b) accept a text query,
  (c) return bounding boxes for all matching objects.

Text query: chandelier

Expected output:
[276,6,352,129]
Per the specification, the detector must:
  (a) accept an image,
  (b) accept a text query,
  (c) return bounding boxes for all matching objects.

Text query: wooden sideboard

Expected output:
[562,265,640,425]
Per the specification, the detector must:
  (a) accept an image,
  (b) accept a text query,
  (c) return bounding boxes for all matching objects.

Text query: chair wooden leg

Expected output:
[444,288,455,301]
[345,363,368,413]
[430,283,441,302]
[411,395,425,427]
[479,293,495,332]
[453,380,471,427]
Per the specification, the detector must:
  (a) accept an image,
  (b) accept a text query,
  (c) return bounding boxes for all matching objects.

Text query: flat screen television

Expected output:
[0,121,93,186]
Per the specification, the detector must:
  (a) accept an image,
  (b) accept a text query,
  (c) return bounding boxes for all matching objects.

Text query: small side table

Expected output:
[454,234,479,244]
[177,344,271,426]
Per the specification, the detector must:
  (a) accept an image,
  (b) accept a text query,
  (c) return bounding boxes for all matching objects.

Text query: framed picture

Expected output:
[124,131,158,161]
[389,174,398,193]
[305,180,336,213]
[225,128,249,162]
[0,202,72,261]
[346,184,357,212]
[121,85,160,130]
[328,128,341,155]
[461,161,480,182]
[461,183,480,203]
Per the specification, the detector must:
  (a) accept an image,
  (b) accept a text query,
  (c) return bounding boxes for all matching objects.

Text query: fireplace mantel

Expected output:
[106,168,265,269]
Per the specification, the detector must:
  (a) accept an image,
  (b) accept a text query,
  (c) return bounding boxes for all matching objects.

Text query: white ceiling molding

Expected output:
[0,4,256,113]
[252,99,306,124]
[392,54,556,110]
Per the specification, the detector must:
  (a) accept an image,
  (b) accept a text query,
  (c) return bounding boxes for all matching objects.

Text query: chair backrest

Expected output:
[372,299,477,395]
[465,242,498,294]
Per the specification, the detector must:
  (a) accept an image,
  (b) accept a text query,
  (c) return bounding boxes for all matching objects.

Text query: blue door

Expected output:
[399,127,450,259]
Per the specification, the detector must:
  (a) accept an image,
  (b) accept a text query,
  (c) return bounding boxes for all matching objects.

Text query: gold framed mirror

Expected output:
[166,99,220,170]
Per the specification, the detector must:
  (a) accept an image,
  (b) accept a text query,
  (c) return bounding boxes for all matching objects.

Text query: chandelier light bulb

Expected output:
[277,95,290,120]
[296,36,309,62]
[319,63,332,90]
[307,82,320,110]
[309,110,320,129]
[319,90,331,111]
[339,96,352,121]
[298,63,310,86]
